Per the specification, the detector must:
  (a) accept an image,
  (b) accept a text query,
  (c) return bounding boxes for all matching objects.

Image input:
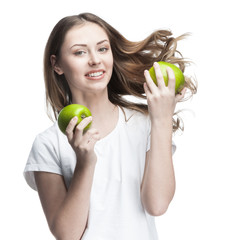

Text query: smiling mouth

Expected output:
[86,71,104,77]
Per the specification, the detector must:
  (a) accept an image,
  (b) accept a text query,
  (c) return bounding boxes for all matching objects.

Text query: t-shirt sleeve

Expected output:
[146,116,176,155]
[23,133,62,191]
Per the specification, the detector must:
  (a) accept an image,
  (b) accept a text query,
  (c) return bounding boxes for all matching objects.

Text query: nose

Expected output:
[88,52,101,66]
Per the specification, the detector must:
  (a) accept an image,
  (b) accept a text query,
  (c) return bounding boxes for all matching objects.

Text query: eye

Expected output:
[98,47,108,53]
[74,50,86,56]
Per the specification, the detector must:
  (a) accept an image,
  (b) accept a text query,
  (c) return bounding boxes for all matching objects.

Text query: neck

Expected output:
[71,89,116,119]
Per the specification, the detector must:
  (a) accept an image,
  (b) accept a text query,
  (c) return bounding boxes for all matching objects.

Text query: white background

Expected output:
[1,0,240,239]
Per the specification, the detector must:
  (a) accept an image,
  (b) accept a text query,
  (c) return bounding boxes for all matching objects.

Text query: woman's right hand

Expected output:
[66,116,100,168]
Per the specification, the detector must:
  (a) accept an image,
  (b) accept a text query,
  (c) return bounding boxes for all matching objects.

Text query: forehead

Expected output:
[63,22,109,46]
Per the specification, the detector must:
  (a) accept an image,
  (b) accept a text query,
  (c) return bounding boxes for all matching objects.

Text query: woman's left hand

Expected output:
[143,62,186,123]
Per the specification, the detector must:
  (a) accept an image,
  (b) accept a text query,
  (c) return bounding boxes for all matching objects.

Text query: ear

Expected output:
[50,55,64,75]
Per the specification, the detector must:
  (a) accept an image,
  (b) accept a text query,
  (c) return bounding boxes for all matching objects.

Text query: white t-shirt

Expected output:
[24,106,176,240]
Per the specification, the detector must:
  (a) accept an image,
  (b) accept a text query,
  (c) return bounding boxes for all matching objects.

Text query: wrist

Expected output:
[151,119,173,142]
[151,117,173,129]
[75,157,97,171]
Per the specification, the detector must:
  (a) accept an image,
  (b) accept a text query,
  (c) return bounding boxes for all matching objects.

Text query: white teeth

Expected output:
[87,71,103,77]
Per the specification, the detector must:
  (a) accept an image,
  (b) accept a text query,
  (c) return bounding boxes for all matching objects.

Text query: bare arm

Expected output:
[141,63,186,216]
[140,120,175,216]
[35,116,100,240]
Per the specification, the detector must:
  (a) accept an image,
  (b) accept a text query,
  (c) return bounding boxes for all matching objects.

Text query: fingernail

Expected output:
[73,116,78,121]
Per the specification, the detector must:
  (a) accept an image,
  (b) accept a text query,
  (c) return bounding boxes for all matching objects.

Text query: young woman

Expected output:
[24,12,197,240]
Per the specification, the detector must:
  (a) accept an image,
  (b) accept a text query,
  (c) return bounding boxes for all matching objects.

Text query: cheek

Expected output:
[106,54,114,71]
[62,61,84,79]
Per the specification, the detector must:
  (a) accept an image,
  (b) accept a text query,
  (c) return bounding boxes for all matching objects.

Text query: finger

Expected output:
[166,67,176,91]
[75,116,93,136]
[78,127,100,143]
[175,87,187,102]
[143,82,151,97]
[154,62,166,89]
[72,116,93,146]
[87,128,100,135]
[87,132,101,148]
[144,70,158,95]
[84,128,100,142]
[65,116,78,141]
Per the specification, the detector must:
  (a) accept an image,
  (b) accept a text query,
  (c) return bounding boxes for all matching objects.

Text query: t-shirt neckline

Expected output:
[96,105,122,144]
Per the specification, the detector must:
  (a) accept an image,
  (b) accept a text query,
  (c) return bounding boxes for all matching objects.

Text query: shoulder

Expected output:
[39,121,59,137]
[120,106,151,133]
[33,122,61,148]
[24,122,64,191]
[121,106,149,123]
[27,121,65,168]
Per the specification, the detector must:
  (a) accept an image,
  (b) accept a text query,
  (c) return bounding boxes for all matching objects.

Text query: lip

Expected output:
[85,69,106,80]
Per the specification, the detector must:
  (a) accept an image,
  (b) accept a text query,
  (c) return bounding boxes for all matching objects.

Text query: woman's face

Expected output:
[54,22,114,96]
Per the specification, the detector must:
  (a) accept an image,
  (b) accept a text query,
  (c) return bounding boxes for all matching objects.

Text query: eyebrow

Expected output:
[70,39,109,49]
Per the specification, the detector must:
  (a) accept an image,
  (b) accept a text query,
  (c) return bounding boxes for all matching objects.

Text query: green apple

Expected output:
[149,61,185,93]
[58,104,92,134]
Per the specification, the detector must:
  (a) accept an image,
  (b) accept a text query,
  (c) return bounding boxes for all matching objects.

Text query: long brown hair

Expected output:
[44,12,197,132]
